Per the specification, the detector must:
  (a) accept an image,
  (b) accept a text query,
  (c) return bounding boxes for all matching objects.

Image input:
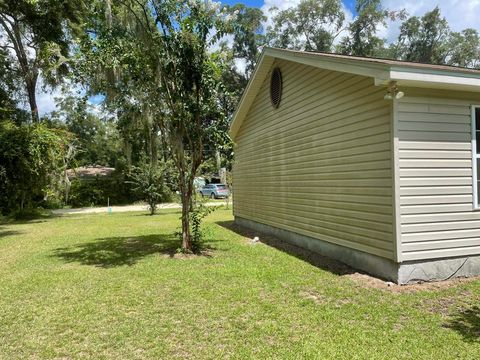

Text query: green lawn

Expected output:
[0,208,479,359]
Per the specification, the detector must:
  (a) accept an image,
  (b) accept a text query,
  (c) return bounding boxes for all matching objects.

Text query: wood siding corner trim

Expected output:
[472,105,479,210]
[392,99,403,262]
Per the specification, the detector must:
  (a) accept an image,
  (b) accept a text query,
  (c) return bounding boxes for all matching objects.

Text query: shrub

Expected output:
[68,171,139,208]
[188,200,217,252]
[127,161,172,215]
[0,120,73,215]
[68,179,106,208]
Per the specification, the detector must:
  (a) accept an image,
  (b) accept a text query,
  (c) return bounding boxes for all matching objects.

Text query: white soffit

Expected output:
[387,68,480,92]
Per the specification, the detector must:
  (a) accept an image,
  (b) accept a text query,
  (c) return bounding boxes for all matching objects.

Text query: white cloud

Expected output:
[380,0,480,43]
[234,57,248,75]
[26,0,480,118]
[36,87,62,116]
[35,79,105,118]
[261,0,302,14]
[261,0,354,46]
[261,0,480,46]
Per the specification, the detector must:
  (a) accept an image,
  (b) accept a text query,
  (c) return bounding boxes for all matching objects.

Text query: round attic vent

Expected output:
[270,67,282,109]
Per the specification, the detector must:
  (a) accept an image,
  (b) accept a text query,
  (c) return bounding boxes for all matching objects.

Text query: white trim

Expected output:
[265,48,391,80]
[229,47,480,140]
[390,70,480,87]
[472,105,479,210]
[390,71,480,92]
[229,52,274,139]
[391,99,403,263]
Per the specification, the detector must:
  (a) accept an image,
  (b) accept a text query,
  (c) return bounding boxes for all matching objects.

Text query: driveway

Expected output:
[53,201,228,215]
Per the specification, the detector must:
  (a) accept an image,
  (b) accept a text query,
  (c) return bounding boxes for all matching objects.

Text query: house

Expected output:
[66,166,116,180]
[229,47,480,284]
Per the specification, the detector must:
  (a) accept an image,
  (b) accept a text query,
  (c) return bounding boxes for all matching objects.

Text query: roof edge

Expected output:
[229,49,273,140]
[229,47,390,140]
[229,47,480,140]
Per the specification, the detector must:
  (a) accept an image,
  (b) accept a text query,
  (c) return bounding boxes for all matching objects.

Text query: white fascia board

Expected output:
[389,68,480,92]
[229,48,393,140]
[229,52,274,140]
[230,49,480,140]
[266,48,390,80]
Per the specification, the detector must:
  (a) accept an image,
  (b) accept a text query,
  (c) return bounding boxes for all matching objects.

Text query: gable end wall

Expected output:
[233,59,395,260]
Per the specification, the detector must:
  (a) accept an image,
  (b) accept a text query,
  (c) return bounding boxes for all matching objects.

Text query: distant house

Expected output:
[230,47,480,284]
[66,166,115,180]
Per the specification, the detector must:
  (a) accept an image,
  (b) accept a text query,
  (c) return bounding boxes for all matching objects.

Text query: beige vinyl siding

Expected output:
[233,59,394,260]
[397,95,480,261]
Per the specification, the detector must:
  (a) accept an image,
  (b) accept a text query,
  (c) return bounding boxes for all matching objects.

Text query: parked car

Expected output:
[199,184,230,199]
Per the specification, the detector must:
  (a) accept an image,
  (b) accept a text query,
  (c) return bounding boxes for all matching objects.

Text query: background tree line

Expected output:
[1,0,479,249]
[266,0,480,67]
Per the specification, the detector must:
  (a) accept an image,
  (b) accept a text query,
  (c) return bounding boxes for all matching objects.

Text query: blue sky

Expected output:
[221,0,357,13]
[221,0,262,6]
[38,0,480,115]
[84,1,356,109]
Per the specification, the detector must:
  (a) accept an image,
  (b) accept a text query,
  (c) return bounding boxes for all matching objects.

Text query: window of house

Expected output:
[473,106,480,208]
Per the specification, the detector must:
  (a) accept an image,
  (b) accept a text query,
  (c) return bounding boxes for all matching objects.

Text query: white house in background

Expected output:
[230,47,480,284]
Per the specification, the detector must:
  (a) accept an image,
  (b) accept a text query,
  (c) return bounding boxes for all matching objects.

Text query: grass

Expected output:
[0,208,479,359]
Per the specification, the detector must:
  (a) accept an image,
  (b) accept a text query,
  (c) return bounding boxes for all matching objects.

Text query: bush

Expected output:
[68,171,141,208]
[188,200,217,252]
[8,208,50,221]
[127,161,172,215]
[0,120,73,215]
[68,179,107,208]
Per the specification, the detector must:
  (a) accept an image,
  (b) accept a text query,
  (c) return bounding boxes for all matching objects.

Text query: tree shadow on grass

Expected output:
[131,212,174,217]
[0,228,22,239]
[216,220,354,276]
[445,305,480,342]
[54,234,181,268]
[1,211,63,226]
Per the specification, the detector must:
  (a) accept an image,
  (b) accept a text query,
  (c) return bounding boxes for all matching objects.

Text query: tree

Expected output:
[447,29,480,68]
[150,0,230,251]
[75,1,165,169]
[225,4,265,78]
[0,120,73,214]
[338,0,405,57]
[51,95,122,167]
[0,0,85,121]
[0,47,28,124]
[202,46,243,174]
[128,161,170,215]
[79,0,232,251]
[266,0,345,52]
[392,7,450,64]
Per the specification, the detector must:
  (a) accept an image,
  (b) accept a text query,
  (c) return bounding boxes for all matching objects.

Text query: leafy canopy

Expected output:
[266,0,345,52]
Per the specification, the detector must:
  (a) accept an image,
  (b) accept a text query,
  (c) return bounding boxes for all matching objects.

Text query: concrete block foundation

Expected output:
[235,216,480,284]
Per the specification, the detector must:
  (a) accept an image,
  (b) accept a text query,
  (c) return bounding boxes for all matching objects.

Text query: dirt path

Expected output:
[53,202,227,215]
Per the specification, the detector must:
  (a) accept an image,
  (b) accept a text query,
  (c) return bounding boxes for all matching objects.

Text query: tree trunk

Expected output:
[1,16,40,122]
[26,76,39,122]
[124,140,132,168]
[180,189,191,251]
[65,177,71,204]
[20,191,25,211]
[151,123,158,167]
[215,149,221,174]
[105,0,113,27]
[179,160,195,251]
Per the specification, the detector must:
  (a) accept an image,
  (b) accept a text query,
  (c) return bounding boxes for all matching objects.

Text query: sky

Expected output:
[37,0,480,116]
[222,0,480,38]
